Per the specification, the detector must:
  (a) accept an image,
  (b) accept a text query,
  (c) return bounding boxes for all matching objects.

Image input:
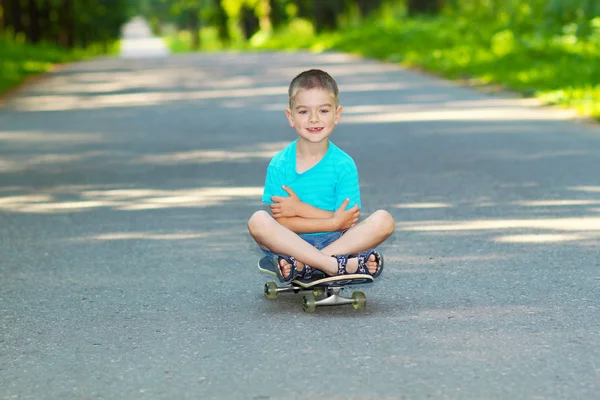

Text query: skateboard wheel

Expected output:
[264,282,278,300]
[351,291,366,310]
[312,287,325,297]
[303,294,317,313]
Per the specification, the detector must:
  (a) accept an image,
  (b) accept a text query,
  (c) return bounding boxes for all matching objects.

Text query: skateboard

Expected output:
[258,256,374,313]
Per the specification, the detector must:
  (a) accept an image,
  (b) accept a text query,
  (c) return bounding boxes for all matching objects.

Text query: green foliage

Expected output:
[0,34,118,95]
[243,1,600,120]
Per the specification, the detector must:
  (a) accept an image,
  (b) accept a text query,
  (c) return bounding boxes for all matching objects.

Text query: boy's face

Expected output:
[286,88,342,145]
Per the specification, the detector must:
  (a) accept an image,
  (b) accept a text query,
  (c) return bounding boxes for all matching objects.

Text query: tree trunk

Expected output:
[258,0,272,33]
[356,0,381,17]
[0,0,5,30]
[314,0,341,32]
[241,6,259,40]
[7,0,24,37]
[407,0,443,16]
[190,9,200,50]
[37,0,51,42]
[27,0,41,43]
[214,0,229,44]
[58,0,75,48]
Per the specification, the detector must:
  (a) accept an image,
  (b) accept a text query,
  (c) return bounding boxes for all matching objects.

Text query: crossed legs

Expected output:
[247,210,395,276]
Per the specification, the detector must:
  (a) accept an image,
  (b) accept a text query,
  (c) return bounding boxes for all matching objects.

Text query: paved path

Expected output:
[2,20,600,400]
[120,17,170,59]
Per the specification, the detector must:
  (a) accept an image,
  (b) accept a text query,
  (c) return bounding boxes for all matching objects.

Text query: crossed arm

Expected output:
[269,186,360,234]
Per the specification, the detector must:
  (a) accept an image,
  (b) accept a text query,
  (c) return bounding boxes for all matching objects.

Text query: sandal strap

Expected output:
[357,254,369,274]
[332,254,351,276]
[302,265,314,280]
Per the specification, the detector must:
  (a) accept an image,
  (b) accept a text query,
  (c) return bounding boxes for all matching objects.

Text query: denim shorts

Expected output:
[259,230,345,260]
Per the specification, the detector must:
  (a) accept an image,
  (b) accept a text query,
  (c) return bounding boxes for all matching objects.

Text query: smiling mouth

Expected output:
[307,127,324,133]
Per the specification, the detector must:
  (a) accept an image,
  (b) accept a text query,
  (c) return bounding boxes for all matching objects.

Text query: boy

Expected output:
[247,69,395,282]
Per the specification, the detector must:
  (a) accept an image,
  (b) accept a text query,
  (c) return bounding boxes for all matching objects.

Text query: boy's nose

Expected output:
[310,113,320,122]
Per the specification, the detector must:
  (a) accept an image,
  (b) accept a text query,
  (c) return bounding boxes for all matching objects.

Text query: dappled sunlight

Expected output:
[390,193,600,245]
[495,233,600,243]
[0,151,113,173]
[512,200,600,207]
[71,227,249,242]
[343,98,542,115]
[0,131,104,144]
[273,63,399,78]
[569,186,600,193]
[343,106,577,124]
[12,85,287,111]
[0,186,263,214]
[0,194,53,204]
[399,217,600,232]
[73,231,211,241]
[393,199,600,210]
[398,216,600,245]
[393,202,452,209]
[83,187,263,211]
[134,142,287,166]
[29,71,257,95]
[11,81,410,112]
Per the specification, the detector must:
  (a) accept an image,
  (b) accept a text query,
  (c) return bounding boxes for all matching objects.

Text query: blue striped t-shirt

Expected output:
[262,140,361,235]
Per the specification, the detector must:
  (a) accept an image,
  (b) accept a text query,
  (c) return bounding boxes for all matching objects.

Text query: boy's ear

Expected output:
[285,108,295,127]
[334,105,343,125]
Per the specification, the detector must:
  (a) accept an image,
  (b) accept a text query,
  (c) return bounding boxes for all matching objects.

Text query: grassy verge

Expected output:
[167,11,600,121]
[0,36,120,97]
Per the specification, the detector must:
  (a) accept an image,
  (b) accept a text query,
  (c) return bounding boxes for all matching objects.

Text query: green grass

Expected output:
[247,15,600,120]
[0,35,120,96]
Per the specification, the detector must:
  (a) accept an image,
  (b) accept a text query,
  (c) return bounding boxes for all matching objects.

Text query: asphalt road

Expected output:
[2,23,600,400]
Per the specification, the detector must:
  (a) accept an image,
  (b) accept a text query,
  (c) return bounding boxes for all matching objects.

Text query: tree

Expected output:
[406,0,444,16]
[0,0,132,49]
[355,0,383,18]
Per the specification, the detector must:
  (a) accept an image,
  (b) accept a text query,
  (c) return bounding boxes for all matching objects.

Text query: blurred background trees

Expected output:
[1,1,598,50]
[0,0,133,50]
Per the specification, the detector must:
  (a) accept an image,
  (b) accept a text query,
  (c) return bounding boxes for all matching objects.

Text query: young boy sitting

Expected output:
[247,69,395,282]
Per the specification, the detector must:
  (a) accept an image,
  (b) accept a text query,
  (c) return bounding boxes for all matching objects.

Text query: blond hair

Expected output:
[288,69,339,108]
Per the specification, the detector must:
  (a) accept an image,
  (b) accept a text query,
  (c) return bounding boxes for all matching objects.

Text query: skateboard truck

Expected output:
[264,281,367,313]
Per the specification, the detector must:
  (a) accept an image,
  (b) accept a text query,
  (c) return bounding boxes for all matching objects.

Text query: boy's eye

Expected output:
[320,110,329,114]
[299,110,307,115]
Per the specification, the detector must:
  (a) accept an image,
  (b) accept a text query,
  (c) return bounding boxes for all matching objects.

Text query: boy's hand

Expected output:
[331,199,360,231]
[270,186,302,218]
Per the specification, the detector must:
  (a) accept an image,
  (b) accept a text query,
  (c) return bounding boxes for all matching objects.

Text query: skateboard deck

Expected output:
[258,256,374,287]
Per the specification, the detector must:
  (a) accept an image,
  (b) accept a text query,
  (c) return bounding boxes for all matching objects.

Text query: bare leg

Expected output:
[321,210,395,274]
[248,211,339,275]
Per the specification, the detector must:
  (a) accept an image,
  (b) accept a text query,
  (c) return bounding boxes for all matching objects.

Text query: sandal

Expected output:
[356,249,384,278]
[297,264,315,280]
[272,254,298,283]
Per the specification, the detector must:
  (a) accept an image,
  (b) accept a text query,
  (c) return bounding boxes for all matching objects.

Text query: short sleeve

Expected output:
[262,163,286,204]
[335,163,361,210]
